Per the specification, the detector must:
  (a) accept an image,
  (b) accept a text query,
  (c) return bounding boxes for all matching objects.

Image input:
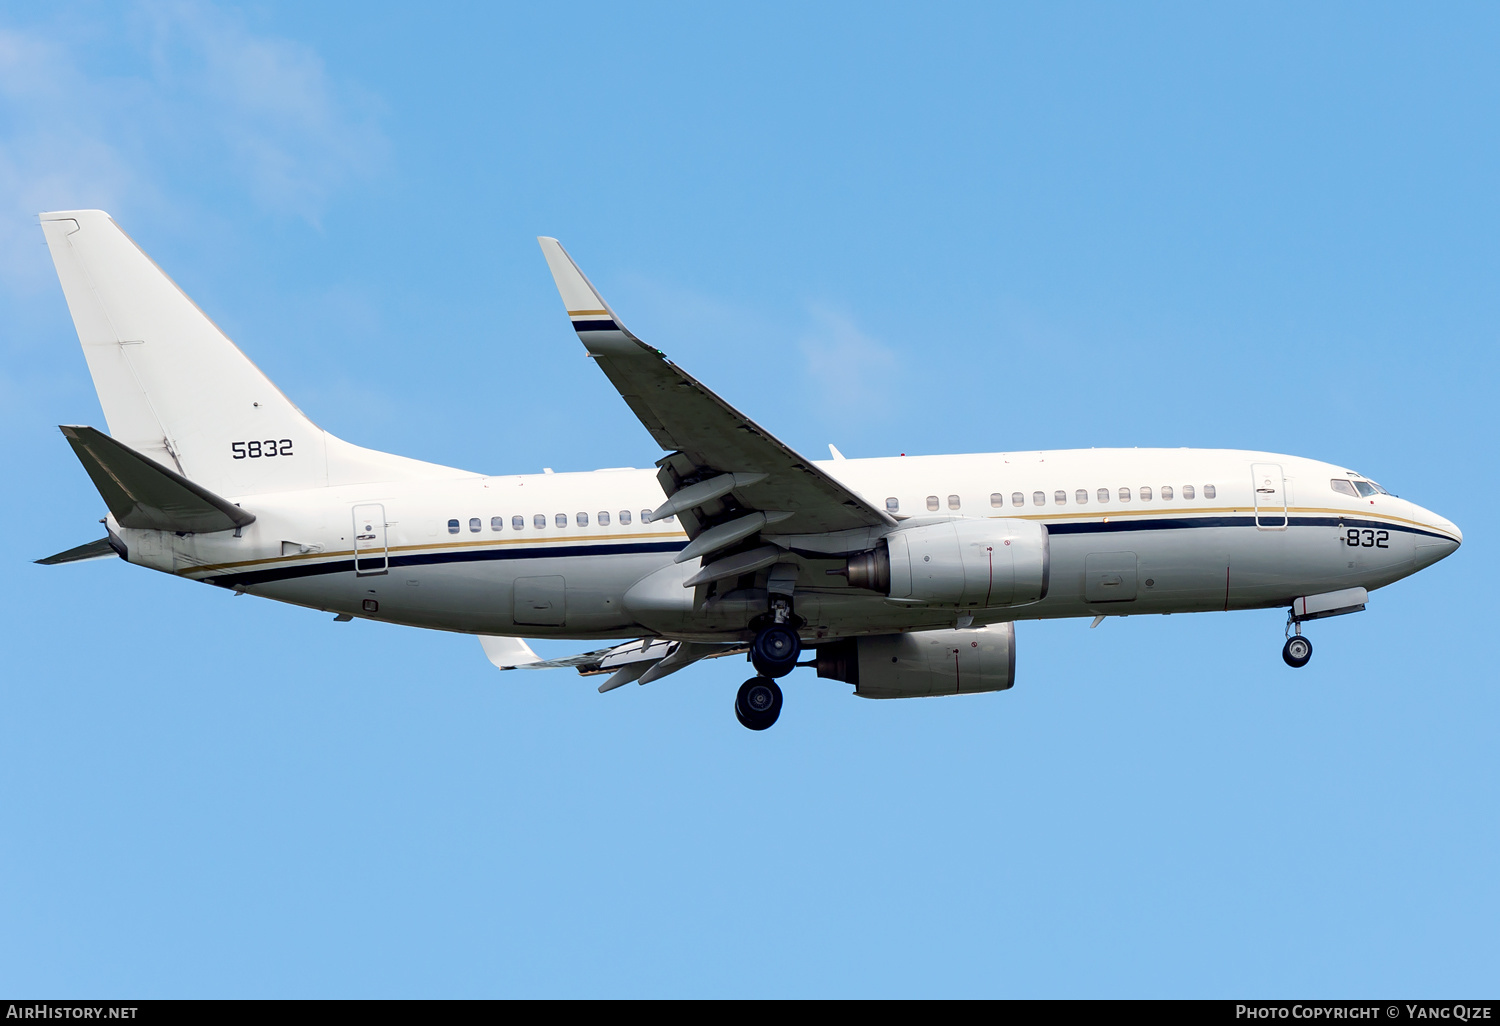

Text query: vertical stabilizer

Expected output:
[40,210,467,495]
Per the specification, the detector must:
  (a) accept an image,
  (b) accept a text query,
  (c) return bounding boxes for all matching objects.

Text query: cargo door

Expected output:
[1251,463,1287,529]
[1085,551,1138,603]
[352,503,388,576]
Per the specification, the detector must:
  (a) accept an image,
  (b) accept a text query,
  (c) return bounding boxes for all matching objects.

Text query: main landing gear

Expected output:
[751,623,801,678]
[1282,616,1313,668]
[737,596,802,731]
[736,677,783,730]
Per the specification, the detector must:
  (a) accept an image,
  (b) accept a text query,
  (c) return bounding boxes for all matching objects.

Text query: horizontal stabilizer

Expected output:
[60,425,255,533]
[479,634,749,681]
[36,537,119,565]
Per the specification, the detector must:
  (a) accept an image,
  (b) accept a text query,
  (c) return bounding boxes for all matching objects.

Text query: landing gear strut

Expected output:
[750,595,802,678]
[740,595,800,728]
[1282,617,1313,668]
[736,677,782,731]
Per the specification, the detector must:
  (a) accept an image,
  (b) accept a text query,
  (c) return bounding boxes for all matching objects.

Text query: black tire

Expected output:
[1282,635,1313,668]
[751,624,801,678]
[735,677,782,730]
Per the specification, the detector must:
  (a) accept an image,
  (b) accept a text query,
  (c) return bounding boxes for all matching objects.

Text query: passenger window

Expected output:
[619,510,632,525]
[886,497,900,513]
[491,516,504,531]
[598,511,611,526]
[990,492,1003,508]
[469,517,481,533]
[1097,488,1110,503]
[577,512,588,527]
[1118,487,1131,503]
[512,515,524,530]
[1076,489,1088,505]
[926,495,939,511]
[1183,485,1195,500]
[1012,492,1025,507]
[1140,487,1152,501]
[555,513,568,528]
[1161,486,1173,501]
[947,494,961,510]
[1054,490,1066,505]
[641,509,651,523]
[447,518,460,534]
[1032,491,1045,507]
[1330,479,1357,497]
[534,514,546,529]
[1204,484,1216,499]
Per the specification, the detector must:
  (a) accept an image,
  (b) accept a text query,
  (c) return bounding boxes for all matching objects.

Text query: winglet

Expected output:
[537,237,631,337]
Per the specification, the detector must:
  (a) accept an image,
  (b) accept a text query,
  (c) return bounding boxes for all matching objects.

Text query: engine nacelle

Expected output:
[816,624,1017,699]
[838,519,1049,607]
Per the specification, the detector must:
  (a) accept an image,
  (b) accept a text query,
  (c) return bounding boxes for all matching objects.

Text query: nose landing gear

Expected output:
[736,677,783,730]
[1282,614,1313,668]
[1282,634,1313,668]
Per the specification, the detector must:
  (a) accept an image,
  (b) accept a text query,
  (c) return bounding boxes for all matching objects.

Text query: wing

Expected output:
[537,239,894,583]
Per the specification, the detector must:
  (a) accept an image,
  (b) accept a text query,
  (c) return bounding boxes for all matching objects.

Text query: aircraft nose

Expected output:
[1412,508,1461,570]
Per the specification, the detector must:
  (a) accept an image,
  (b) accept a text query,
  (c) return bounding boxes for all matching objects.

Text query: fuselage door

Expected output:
[353,503,389,575]
[1251,463,1287,529]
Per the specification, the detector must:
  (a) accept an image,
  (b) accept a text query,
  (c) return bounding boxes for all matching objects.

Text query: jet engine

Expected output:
[836,519,1050,607]
[815,623,1017,699]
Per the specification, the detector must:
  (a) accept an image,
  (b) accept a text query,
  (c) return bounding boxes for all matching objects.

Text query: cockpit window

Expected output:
[1331,479,1358,498]
[1353,481,1378,498]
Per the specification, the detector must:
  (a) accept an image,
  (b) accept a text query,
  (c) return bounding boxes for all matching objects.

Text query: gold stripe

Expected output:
[566,309,610,317]
[181,505,1454,579]
[180,529,689,576]
[987,503,1443,531]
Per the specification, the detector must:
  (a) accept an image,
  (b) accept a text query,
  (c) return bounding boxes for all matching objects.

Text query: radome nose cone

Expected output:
[1412,514,1461,570]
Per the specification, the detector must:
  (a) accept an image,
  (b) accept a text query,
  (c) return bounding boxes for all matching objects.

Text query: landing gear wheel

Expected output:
[751,624,801,678]
[735,677,783,731]
[1282,635,1313,668]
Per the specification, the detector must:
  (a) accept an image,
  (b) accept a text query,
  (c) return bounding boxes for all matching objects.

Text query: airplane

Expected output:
[34,210,1463,730]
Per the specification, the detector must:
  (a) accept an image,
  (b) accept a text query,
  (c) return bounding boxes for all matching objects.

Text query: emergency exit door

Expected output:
[352,504,388,575]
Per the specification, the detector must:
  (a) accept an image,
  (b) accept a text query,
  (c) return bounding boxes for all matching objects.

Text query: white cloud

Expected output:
[0,2,387,295]
[798,304,899,414]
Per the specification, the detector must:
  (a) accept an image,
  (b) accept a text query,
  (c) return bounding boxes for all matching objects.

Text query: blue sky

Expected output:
[1,1,1495,997]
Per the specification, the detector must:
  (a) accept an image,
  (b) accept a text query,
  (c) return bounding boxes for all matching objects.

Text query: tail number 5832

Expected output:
[1346,528,1388,548]
[231,439,293,459]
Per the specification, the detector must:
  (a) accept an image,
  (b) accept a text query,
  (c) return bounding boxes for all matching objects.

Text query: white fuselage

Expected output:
[112,447,1462,644]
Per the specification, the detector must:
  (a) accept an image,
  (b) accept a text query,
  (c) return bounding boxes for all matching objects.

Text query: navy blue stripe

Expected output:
[1047,515,1451,540]
[571,319,619,332]
[205,540,684,589]
[205,516,1452,589]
